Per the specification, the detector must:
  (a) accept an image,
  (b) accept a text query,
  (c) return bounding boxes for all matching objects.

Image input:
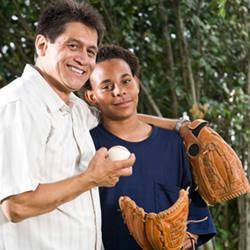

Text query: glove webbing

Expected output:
[183,121,208,157]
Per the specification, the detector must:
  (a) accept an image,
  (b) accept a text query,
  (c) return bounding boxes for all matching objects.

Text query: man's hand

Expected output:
[86,147,136,187]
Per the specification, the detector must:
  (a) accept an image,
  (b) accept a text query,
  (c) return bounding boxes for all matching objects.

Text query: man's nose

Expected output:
[74,50,89,65]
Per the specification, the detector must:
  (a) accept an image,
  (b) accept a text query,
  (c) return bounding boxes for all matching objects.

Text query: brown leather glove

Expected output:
[119,196,153,250]
[179,119,250,205]
[119,189,189,250]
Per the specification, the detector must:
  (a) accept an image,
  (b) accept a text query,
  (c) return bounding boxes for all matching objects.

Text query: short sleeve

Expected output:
[0,101,39,201]
[85,105,99,130]
[187,188,216,246]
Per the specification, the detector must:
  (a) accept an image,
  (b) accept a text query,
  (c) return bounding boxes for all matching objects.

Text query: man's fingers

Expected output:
[117,167,133,177]
[95,147,108,157]
[88,149,135,187]
[111,153,136,170]
[106,153,135,177]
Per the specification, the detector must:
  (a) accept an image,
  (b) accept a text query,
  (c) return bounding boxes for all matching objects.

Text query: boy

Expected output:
[84,44,216,250]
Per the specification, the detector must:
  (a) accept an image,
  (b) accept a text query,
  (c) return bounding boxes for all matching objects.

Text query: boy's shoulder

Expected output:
[155,126,182,142]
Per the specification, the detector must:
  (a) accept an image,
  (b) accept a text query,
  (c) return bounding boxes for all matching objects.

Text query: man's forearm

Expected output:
[1,148,136,223]
[137,114,178,130]
[1,171,96,223]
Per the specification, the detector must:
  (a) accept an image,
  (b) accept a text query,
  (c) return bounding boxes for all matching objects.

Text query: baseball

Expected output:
[108,146,132,175]
[108,145,131,161]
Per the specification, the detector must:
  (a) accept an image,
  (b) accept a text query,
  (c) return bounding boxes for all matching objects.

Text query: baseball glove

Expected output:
[119,196,153,250]
[119,189,189,250]
[179,119,250,205]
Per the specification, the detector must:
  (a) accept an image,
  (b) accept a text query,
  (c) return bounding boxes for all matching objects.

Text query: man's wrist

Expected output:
[175,117,190,132]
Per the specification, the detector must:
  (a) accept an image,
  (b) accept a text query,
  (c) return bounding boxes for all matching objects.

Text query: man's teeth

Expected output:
[70,66,84,75]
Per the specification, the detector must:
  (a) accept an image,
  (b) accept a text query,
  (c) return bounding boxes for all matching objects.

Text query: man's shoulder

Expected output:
[71,95,93,113]
[71,94,87,106]
[0,78,24,108]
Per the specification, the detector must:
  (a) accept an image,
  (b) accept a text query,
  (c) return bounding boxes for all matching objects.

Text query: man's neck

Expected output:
[102,115,152,142]
[34,64,70,104]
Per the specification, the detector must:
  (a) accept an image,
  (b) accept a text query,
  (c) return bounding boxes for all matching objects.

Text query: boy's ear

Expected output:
[134,76,140,92]
[84,89,98,106]
[35,34,48,57]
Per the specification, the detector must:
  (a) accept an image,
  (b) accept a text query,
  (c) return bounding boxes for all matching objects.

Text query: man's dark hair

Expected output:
[36,0,105,45]
[84,44,140,91]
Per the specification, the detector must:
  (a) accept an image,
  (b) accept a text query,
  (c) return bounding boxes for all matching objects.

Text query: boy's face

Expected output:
[87,58,139,121]
[36,22,98,96]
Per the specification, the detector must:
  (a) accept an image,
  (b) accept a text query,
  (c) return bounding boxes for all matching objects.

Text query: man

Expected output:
[84,44,216,250]
[0,2,136,250]
[0,1,190,249]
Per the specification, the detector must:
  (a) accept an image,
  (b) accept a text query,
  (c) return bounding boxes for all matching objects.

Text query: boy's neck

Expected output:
[102,115,152,142]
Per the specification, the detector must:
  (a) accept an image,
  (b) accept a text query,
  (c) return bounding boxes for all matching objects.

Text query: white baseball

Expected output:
[108,145,131,161]
[108,146,132,175]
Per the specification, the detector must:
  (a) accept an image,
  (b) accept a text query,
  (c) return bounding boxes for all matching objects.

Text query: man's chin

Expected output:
[64,81,85,92]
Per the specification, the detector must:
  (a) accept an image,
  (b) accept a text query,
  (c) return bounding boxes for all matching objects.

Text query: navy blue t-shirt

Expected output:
[90,124,216,250]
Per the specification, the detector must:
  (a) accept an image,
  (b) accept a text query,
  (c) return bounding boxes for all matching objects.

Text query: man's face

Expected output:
[88,58,139,121]
[36,22,98,98]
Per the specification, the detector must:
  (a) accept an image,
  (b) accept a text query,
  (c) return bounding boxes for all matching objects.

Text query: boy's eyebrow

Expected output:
[101,79,112,84]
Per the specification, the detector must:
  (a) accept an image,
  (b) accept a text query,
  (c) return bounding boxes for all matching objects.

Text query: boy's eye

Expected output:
[123,79,131,84]
[101,83,113,91]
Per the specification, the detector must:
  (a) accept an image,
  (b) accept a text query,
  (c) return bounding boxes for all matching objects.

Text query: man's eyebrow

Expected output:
[66,38,98,51]
[66,38,81,43]
[89,45,98,52]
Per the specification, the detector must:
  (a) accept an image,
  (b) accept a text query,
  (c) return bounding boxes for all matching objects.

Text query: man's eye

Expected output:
[68,43,78,50]
[88,50,97,58]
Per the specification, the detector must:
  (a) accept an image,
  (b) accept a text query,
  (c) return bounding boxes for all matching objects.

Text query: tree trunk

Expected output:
[223,204,229,249]
[173,1,188,91]
[158,0,179,117]
[139,81,163,117]
[247,45,250,250]
[238,17,250,249]
[173,0,197,106]
[193,0,204,102]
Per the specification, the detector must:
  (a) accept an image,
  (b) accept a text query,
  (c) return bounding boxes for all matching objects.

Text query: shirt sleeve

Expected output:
[0,101,39,201]
[179,142,217,246]
[80,100,99,130]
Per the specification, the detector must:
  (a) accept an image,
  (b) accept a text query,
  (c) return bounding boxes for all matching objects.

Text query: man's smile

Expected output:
[67,64,86,75]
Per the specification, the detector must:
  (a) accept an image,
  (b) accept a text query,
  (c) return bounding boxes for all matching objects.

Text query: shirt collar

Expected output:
[22,64,76,113]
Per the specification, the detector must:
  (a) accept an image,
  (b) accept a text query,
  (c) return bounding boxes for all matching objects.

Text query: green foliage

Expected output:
[210,0,228,17]
[211,200,240,250]
[0,0,249,248]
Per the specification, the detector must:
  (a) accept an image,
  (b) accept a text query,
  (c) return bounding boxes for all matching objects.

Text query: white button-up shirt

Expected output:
[0,65,102,250]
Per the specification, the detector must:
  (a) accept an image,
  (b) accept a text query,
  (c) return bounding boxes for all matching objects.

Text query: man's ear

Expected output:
[35,34,48,57]
[84,89,98,106]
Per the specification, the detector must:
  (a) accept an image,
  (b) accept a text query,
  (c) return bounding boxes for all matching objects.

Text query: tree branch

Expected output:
[139,81,162,117]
